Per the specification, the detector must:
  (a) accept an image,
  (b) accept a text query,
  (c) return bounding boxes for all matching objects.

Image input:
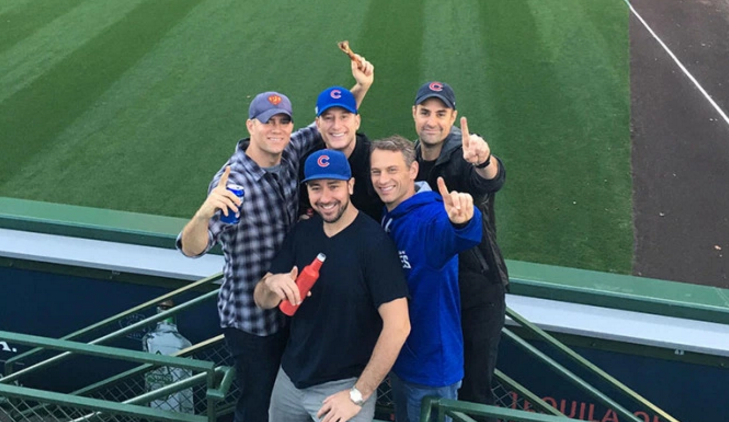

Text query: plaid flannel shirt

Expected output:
[177,124,319,336]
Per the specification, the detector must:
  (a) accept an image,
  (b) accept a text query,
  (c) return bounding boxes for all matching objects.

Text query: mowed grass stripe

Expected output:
[417,0,502,151]
[0,0,34,18]
[0,0,149,104]
[533,0,632,273]
[541,0,630,274]
[0,0,203,186]
[1,0,373,215]
[475,0,631,273]
[418,0,495,102]
[0,1,632,274]
[355,0,424,140]
[0,0,87,54]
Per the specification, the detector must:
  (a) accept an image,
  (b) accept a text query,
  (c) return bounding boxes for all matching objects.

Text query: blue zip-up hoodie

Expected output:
[382,183,482,387]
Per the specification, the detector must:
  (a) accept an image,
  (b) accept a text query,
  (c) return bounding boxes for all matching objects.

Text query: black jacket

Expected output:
[415,126,509,296]
[298,133,384,222]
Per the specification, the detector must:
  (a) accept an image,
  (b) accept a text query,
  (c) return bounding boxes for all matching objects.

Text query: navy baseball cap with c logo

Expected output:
[414,81,456,109]
[302,149,352,183]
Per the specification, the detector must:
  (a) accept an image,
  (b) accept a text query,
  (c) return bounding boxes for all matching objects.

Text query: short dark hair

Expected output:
[370,135,416,166]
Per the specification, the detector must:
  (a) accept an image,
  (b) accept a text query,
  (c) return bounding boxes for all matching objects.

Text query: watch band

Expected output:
[474,154,492,169]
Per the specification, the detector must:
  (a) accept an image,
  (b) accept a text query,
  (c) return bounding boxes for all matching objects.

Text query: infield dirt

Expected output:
[630,0,729,288]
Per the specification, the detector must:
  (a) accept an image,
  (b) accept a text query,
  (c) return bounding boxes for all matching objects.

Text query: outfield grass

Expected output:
[0,0,630,274]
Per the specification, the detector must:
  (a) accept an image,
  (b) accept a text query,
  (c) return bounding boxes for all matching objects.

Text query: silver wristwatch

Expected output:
[349,386,364,406]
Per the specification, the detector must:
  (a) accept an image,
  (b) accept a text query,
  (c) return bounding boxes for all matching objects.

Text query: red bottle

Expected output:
[279,253,326,316]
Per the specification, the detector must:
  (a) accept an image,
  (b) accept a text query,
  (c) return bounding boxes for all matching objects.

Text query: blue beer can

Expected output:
[220,184,245,224]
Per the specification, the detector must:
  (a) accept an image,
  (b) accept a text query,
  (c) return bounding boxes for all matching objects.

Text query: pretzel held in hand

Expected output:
[337,40,364,70]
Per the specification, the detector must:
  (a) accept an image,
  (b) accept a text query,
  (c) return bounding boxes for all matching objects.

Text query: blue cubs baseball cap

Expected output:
[249,91,293,123]
[302,150,352,183]
[315,86,357,116]
[414,81,456,109]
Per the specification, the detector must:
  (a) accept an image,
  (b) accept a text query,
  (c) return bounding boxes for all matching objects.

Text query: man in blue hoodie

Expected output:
[370,135,483,422]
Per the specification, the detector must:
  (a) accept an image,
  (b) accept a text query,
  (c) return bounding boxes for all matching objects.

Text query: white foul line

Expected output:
[625,0,729,127]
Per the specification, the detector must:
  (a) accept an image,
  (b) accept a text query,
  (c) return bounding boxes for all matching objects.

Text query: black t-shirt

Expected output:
[269,212,408,389]
[416,158,436,182]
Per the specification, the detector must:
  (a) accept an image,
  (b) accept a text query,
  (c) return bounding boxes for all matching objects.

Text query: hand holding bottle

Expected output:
[264,266,303,306]
[279,253,326,316]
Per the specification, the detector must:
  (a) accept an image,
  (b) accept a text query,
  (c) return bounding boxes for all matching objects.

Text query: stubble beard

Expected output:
[319,199,350,224]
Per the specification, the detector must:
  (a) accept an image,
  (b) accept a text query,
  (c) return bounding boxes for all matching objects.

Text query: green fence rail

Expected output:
[4,272,222,378]
[0,279,235,421]
[420,397,578,422]
[1,269,681,422]
[78,335,238,418]
[503,306,680,422]
[1,382,205,422]
[491,369,563,416]
[1,272,558,419]
[2,288,218,381]
[0,331,233,422]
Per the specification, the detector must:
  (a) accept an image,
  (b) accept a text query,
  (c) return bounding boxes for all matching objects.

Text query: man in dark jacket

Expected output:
[411,81,509,417]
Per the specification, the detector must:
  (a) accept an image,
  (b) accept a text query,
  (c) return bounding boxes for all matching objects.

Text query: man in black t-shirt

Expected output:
[254,149,410,422]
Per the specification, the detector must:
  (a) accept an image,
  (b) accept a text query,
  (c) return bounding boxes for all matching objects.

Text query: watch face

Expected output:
[350,387,364,405]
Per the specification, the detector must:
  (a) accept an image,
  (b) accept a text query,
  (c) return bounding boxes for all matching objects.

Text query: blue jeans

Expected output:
[390,372,461,422]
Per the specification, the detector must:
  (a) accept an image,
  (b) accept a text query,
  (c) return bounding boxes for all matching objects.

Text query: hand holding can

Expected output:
[220,184,245,224]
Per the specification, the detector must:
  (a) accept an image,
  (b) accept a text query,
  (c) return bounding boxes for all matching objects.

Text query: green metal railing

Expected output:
[1,268,681,422]
[0,274,237,421]
[4,272,222,377]
[0,331,233,422]
[373,361,561,419]
[492,369,563,416]
[420,397,577,422]
[502,306,680,422]
[0,269,555,419]
[409,305,682,422]
[3,275,222,380]
[1,382,205,422]
[78,335,238,417]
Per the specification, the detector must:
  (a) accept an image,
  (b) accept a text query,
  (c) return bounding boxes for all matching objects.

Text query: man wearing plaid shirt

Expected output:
[177,56,374,422]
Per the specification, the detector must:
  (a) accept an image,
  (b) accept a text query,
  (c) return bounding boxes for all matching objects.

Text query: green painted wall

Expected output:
[2,197,728,325]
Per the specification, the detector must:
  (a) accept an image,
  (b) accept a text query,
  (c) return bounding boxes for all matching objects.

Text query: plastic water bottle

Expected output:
[142,300,194,413]
[279,253,326,316]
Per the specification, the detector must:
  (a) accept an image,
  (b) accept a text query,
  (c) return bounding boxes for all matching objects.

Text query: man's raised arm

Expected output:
[179,166,241,257]
[349,54,374,109]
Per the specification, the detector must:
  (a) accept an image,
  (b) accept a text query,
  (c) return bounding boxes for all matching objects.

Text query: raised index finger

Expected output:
[461,117,470,149]
[217,166,231,188]
[437,177,453,206]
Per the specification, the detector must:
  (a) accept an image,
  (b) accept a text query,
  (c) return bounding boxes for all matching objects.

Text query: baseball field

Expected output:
[0,0,631,274]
